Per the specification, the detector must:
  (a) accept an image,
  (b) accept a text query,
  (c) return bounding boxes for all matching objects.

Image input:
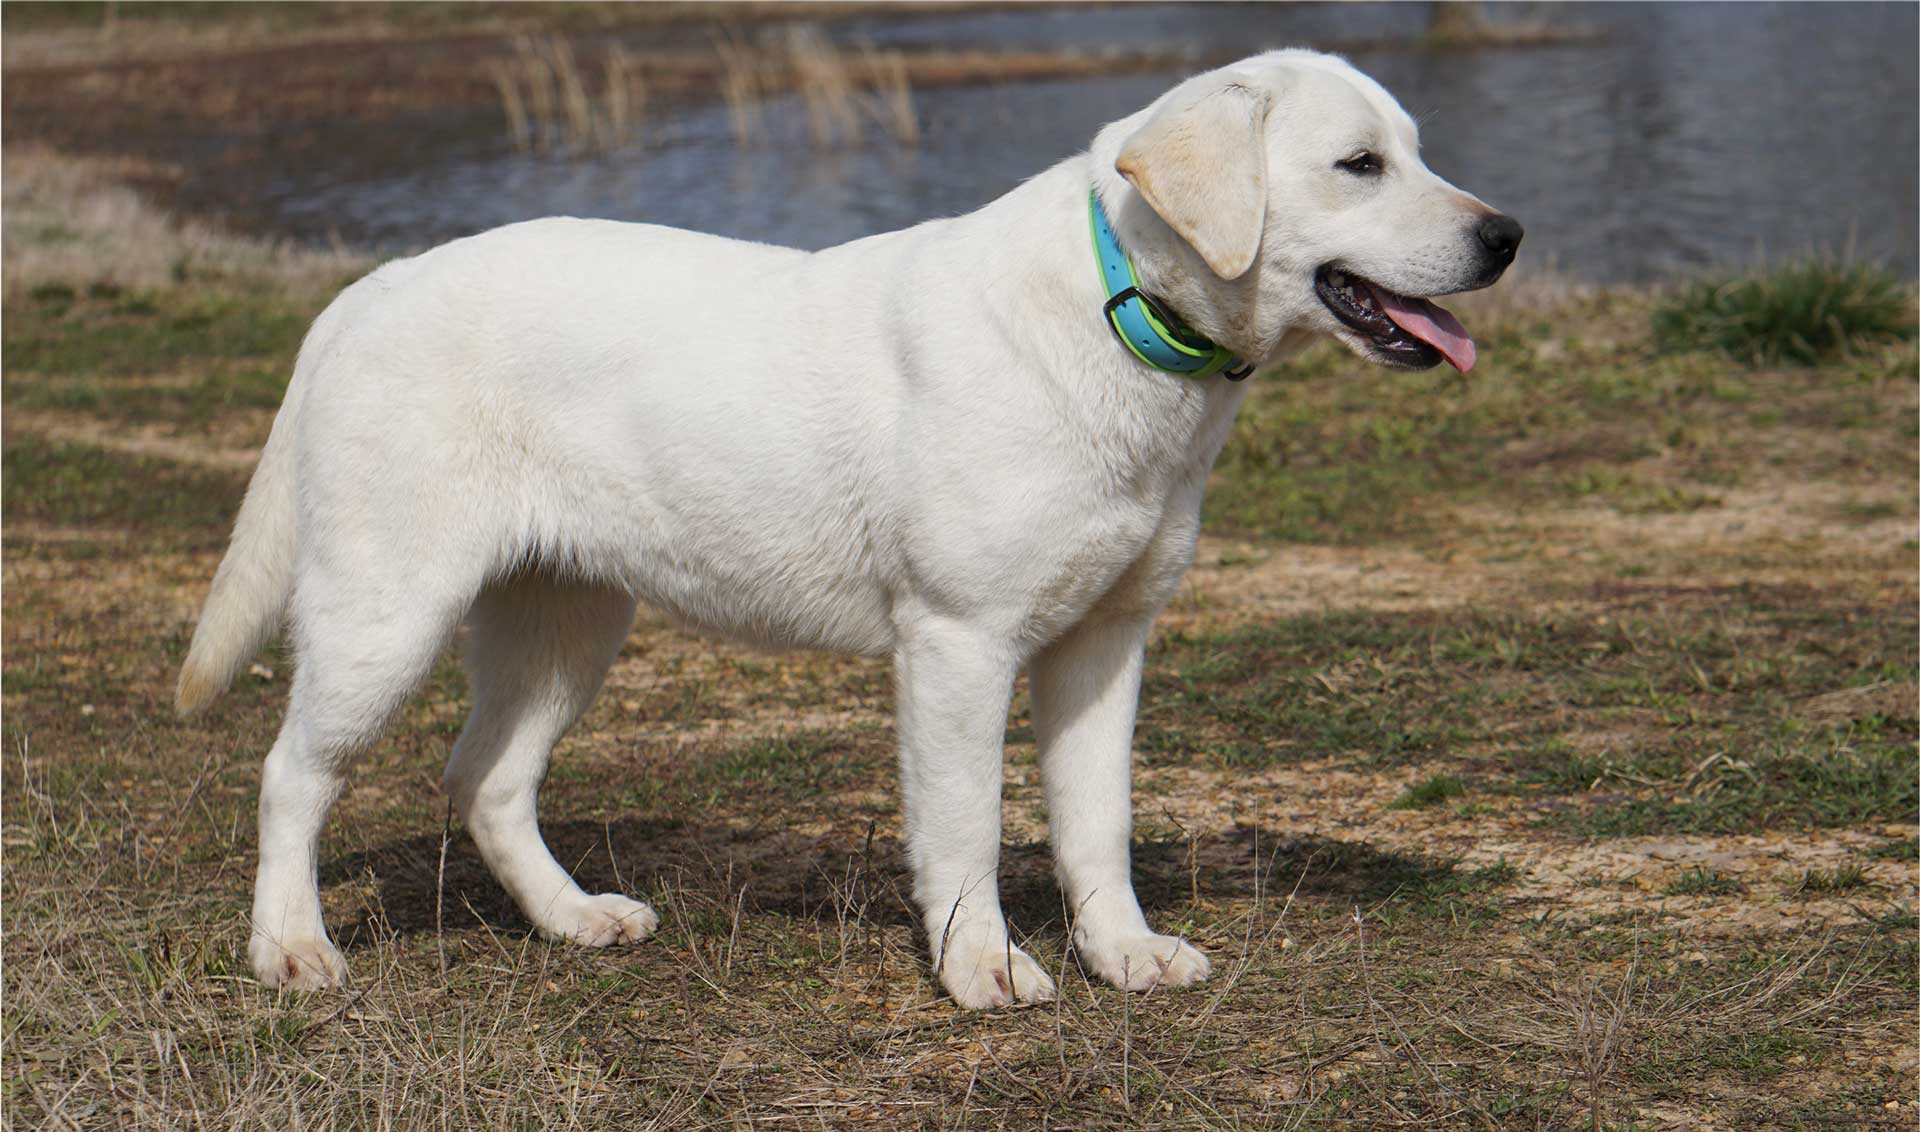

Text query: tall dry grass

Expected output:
[786,25,863,148]
[781,27,920,148]
[489,35,649,157]
[0,149,368,297]
[710,25,766,147]
[599,46,646,154]
[860,41,920,147]
[492,27,920,157]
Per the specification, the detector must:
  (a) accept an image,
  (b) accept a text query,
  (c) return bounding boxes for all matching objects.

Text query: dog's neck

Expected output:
[1088,189,1247,379]
[884,157,1250,487]
[934,152,1303,393]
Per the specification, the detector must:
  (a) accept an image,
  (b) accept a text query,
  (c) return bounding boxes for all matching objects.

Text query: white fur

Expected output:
[178,50,1509,1007]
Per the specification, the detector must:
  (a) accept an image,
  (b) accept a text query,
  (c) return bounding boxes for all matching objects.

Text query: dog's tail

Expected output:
[174,316,332,715]
[175,396,302,715]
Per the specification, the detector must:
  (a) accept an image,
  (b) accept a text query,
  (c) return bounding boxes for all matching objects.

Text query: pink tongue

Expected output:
[1364,283,1476,372]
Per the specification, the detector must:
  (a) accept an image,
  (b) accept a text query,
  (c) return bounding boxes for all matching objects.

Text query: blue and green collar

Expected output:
[1088,191,1250,381]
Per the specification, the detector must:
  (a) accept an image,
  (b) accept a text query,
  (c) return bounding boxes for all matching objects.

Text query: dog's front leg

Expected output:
[894,616,1056,1008]
[1032,616,1211,992]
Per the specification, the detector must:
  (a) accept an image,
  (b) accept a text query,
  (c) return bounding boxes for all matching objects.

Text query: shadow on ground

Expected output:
[328,819,1465,954]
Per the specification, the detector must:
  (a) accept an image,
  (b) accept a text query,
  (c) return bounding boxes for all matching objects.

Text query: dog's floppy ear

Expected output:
[1115,78,1273,281]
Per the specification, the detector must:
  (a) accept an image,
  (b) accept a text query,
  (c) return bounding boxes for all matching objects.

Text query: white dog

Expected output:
[178,49,1519,1008]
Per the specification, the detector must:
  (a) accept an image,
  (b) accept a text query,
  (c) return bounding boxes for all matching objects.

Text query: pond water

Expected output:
[252,1,1918,282]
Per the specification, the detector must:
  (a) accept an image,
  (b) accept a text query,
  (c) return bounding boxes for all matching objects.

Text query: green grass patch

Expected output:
[5,365,293,426]
[1141,594,1917,835]
[1,434,244,536]
[1555,718,1918,837]
[2,283,312,378]
[1653,260,1916,367]
[1703,1028,1825,1081]
[1832,499,1905,524]
[1208,288,1915,543]
[1662,867,1745,897]
[1140,613,1480,769]
[1206,356,1498,542]
[1793,862,1870,896]
[580,728,886,816]
[1389,772,1466,810]
[710,731,860,799]
[1514,738,1610,793]
[1559,467,1722,514]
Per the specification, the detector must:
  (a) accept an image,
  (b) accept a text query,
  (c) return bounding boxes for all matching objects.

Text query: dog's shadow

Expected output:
[325,818,1465,955]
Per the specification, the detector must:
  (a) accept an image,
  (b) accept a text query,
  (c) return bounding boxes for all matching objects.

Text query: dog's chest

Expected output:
[1015,385,1241,640]
[1013,467,1204,643]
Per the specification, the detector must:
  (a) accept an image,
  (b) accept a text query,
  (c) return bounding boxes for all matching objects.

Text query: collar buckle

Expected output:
[1101,285,1148,319]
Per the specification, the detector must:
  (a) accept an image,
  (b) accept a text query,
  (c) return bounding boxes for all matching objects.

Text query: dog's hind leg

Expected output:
[251,563,472,990]
[443,572,655,948]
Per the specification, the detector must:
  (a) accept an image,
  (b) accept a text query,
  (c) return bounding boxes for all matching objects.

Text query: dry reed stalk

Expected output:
[490,36,648,157]
[786,25,862,148]
[490,28,918,156]
[488,61,533,153]
[859,42,919,145]
[710,26,764,147]
[600,44,646,152]
[544,37,595,152]
[515,35,558,152]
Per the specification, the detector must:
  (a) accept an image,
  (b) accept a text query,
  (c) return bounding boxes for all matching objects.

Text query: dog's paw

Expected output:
[938,936,1057,1009]
[251,934,349,991]
[1078,932,1211,993]
[543,892,659,947]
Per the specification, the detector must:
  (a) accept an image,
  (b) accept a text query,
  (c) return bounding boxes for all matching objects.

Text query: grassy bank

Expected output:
[2,164,1916,1129]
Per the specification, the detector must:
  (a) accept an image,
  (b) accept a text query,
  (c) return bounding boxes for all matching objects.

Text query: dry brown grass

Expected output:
[1,149,368,299]
[1424,3,1602,50]
[711,25,768,148]
[485,24,923,154]
[488,35,651,156]
[862,42,921,147]
[6,682,1905,1131]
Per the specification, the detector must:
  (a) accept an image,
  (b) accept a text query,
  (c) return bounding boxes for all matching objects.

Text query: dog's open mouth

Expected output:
[1314,266,1476,372]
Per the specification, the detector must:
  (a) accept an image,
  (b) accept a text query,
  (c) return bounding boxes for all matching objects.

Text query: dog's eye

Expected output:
[1336,152,1384,176]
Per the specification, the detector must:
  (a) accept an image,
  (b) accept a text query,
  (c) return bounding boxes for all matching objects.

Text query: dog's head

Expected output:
[1092,50,1521,372]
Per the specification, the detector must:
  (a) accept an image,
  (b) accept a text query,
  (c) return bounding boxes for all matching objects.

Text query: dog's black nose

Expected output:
[1477,214,1524,265]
